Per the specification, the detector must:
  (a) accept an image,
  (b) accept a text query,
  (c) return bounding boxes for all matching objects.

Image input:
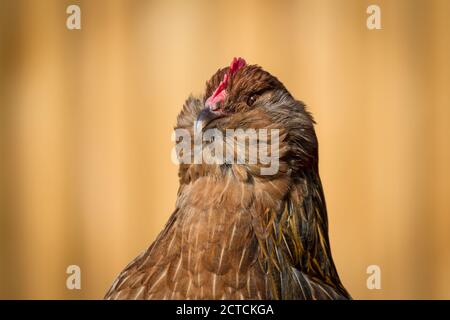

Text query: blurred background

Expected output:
[0,0,449,299]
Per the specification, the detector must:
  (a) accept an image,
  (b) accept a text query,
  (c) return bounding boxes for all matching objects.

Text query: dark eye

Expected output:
[247,94,258,106]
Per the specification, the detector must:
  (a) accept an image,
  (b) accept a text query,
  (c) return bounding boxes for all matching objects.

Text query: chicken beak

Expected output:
[194,107,223,132]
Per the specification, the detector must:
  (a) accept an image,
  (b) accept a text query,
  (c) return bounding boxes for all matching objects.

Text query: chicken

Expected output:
[105,58,351,300]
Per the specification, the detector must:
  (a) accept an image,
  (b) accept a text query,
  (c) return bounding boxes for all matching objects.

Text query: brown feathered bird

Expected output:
[105,58,351,300]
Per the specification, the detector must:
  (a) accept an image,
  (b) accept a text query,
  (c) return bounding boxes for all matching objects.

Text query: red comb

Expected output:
[206,57,247,108]
[229,57,246,75]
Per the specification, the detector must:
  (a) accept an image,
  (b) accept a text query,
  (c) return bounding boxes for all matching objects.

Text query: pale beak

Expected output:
[195,107,224,132]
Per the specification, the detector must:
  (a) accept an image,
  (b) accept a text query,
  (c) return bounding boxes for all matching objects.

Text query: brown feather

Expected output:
[105,60,351,300]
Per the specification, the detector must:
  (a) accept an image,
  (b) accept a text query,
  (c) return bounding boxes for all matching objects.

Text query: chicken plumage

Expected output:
[105,58,351,300]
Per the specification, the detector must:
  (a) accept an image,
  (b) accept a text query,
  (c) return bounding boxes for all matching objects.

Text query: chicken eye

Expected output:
[247,94,258,106]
